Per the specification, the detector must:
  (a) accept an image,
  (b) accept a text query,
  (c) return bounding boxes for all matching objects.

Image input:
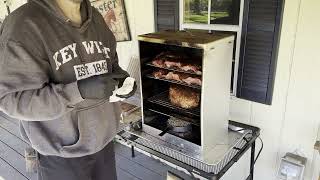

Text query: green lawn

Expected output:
[184,11,208,23]
[211,11,229,19]
[184,11,229,24]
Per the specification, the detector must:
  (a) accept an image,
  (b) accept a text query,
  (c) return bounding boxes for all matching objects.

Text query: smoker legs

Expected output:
[131,145,135,158]
[248,141,256,180]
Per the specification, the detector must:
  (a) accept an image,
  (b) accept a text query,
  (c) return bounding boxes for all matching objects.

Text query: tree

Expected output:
[194,0,201,14]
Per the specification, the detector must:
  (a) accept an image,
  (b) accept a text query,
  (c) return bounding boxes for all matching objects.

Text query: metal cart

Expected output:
[116,120,261,180]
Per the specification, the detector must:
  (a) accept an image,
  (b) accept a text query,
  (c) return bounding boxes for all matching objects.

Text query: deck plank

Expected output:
[0,113,28,145]
[117,166,141,180]
[114,143,193,180]
[115,154,163,180]
[128,152,193,180]
[114,142,143,158]
[0,141,37,180]
[0,126,30,157]
[0,158,28,180]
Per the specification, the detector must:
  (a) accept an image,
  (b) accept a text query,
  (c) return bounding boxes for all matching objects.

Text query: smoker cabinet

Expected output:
[138,30,235,151]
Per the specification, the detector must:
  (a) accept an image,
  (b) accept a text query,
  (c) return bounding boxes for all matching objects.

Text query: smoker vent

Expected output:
[148,91,200,117]
[118,130,252,174]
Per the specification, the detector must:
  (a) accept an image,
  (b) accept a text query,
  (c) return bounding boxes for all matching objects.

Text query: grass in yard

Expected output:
[185,15,208,23]
[184,11,208,24]
[184,11,229,24]
[210,12,229,19]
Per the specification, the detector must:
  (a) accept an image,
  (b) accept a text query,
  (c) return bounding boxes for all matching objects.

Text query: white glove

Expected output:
[109,77,136,102]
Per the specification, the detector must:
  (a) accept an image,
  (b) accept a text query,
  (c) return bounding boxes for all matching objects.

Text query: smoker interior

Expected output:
[140,41,203,146]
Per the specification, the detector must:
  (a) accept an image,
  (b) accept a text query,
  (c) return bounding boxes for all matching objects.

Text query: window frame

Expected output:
[179,0,245,96]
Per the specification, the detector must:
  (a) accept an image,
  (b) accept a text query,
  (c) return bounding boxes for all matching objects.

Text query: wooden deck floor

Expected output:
[0,112,191,180]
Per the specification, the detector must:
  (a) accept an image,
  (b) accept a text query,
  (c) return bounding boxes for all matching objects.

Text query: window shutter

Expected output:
[237,0,284,105]
[154,0,179,31]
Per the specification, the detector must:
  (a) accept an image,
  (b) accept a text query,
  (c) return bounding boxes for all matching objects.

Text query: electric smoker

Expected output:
[138,30,234,151]
[117,31,259,176]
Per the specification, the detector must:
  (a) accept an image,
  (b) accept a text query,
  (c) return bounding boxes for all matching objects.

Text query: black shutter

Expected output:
[237,0,284,105]
[154,0,179,31]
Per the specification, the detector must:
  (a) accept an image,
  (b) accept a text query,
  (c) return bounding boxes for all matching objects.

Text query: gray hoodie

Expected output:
[0,0,129,157]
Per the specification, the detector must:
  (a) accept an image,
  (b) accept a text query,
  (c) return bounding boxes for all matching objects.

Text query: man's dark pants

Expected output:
[37,142,117,180]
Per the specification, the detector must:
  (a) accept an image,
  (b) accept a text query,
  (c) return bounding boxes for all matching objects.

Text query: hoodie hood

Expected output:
[31,0,92,31]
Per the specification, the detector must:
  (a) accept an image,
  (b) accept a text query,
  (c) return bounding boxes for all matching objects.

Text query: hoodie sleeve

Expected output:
[112,51,130,78]
[0,40,84,121]
[109,33,129,83]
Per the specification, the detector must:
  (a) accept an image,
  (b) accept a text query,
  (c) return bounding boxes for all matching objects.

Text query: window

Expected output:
[154,0,284,105]
[183,0,240,25]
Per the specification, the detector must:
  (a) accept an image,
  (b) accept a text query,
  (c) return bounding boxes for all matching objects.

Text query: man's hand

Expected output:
[109,77,137,103]
[115,77,137,99]
[105,73,137,98]
[116,81,137,99]
[77,75,118,99]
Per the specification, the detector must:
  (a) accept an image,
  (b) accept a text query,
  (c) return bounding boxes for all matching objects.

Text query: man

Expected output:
[0,0,135,179]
